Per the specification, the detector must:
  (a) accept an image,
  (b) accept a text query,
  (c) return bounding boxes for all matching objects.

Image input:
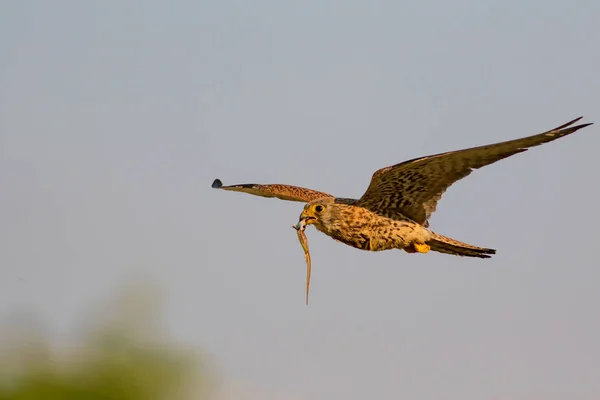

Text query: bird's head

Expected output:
[295,197,338,231]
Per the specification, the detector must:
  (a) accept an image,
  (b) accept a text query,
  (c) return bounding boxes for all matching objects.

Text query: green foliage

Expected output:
[0,286,212,400]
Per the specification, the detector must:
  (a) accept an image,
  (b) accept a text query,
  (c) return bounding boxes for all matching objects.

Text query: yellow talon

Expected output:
[413,242,430,254]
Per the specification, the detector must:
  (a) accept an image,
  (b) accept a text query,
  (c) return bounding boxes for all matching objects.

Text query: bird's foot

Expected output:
[412,242,430,254]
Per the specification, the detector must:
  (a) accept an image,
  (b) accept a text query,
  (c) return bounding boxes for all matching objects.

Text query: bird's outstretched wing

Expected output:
[212,179,334,203]
[356,117,593,226]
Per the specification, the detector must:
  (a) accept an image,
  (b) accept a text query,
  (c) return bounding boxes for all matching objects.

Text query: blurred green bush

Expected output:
[0,284,213,400]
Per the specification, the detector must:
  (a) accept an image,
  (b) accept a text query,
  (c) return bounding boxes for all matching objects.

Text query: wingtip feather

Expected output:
[212,179,223,188]
[554,116,590,131]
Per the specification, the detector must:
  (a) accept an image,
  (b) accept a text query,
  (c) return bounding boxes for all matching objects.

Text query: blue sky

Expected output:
[1,1,599,399]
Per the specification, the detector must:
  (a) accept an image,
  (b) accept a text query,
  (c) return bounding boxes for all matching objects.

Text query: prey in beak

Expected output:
[293,207,318,230]
[291,201,327,304]
[292,215,312,305]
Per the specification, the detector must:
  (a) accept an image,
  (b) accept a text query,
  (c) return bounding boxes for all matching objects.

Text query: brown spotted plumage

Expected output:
[213,117,592,259]
[211,179,333,202]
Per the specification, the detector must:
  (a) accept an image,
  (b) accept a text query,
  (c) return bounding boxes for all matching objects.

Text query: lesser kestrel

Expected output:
[213,117,592,258]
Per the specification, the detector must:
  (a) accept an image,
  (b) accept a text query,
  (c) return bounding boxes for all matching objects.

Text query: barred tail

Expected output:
[429,232,496,259]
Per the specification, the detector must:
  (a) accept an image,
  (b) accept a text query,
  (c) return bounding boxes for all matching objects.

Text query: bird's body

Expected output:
[302,198,430,251]
[299,197,495,257]
[213,117,593,259]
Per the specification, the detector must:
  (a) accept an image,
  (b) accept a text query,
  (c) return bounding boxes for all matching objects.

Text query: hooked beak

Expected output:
[293,209,316,230]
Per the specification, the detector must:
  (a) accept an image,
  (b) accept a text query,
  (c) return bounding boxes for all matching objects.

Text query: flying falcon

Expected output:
[212,117,592,258]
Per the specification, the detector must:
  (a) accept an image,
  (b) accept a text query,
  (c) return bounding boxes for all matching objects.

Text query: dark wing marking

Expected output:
[356,117,593,226]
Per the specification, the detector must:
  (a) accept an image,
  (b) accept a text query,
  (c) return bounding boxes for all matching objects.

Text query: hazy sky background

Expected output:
[1,1,599,399]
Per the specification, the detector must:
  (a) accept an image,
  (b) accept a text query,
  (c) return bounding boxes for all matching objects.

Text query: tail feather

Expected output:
[429,232,496,259]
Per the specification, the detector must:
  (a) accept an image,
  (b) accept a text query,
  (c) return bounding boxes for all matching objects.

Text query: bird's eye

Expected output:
[315,205,323,212]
